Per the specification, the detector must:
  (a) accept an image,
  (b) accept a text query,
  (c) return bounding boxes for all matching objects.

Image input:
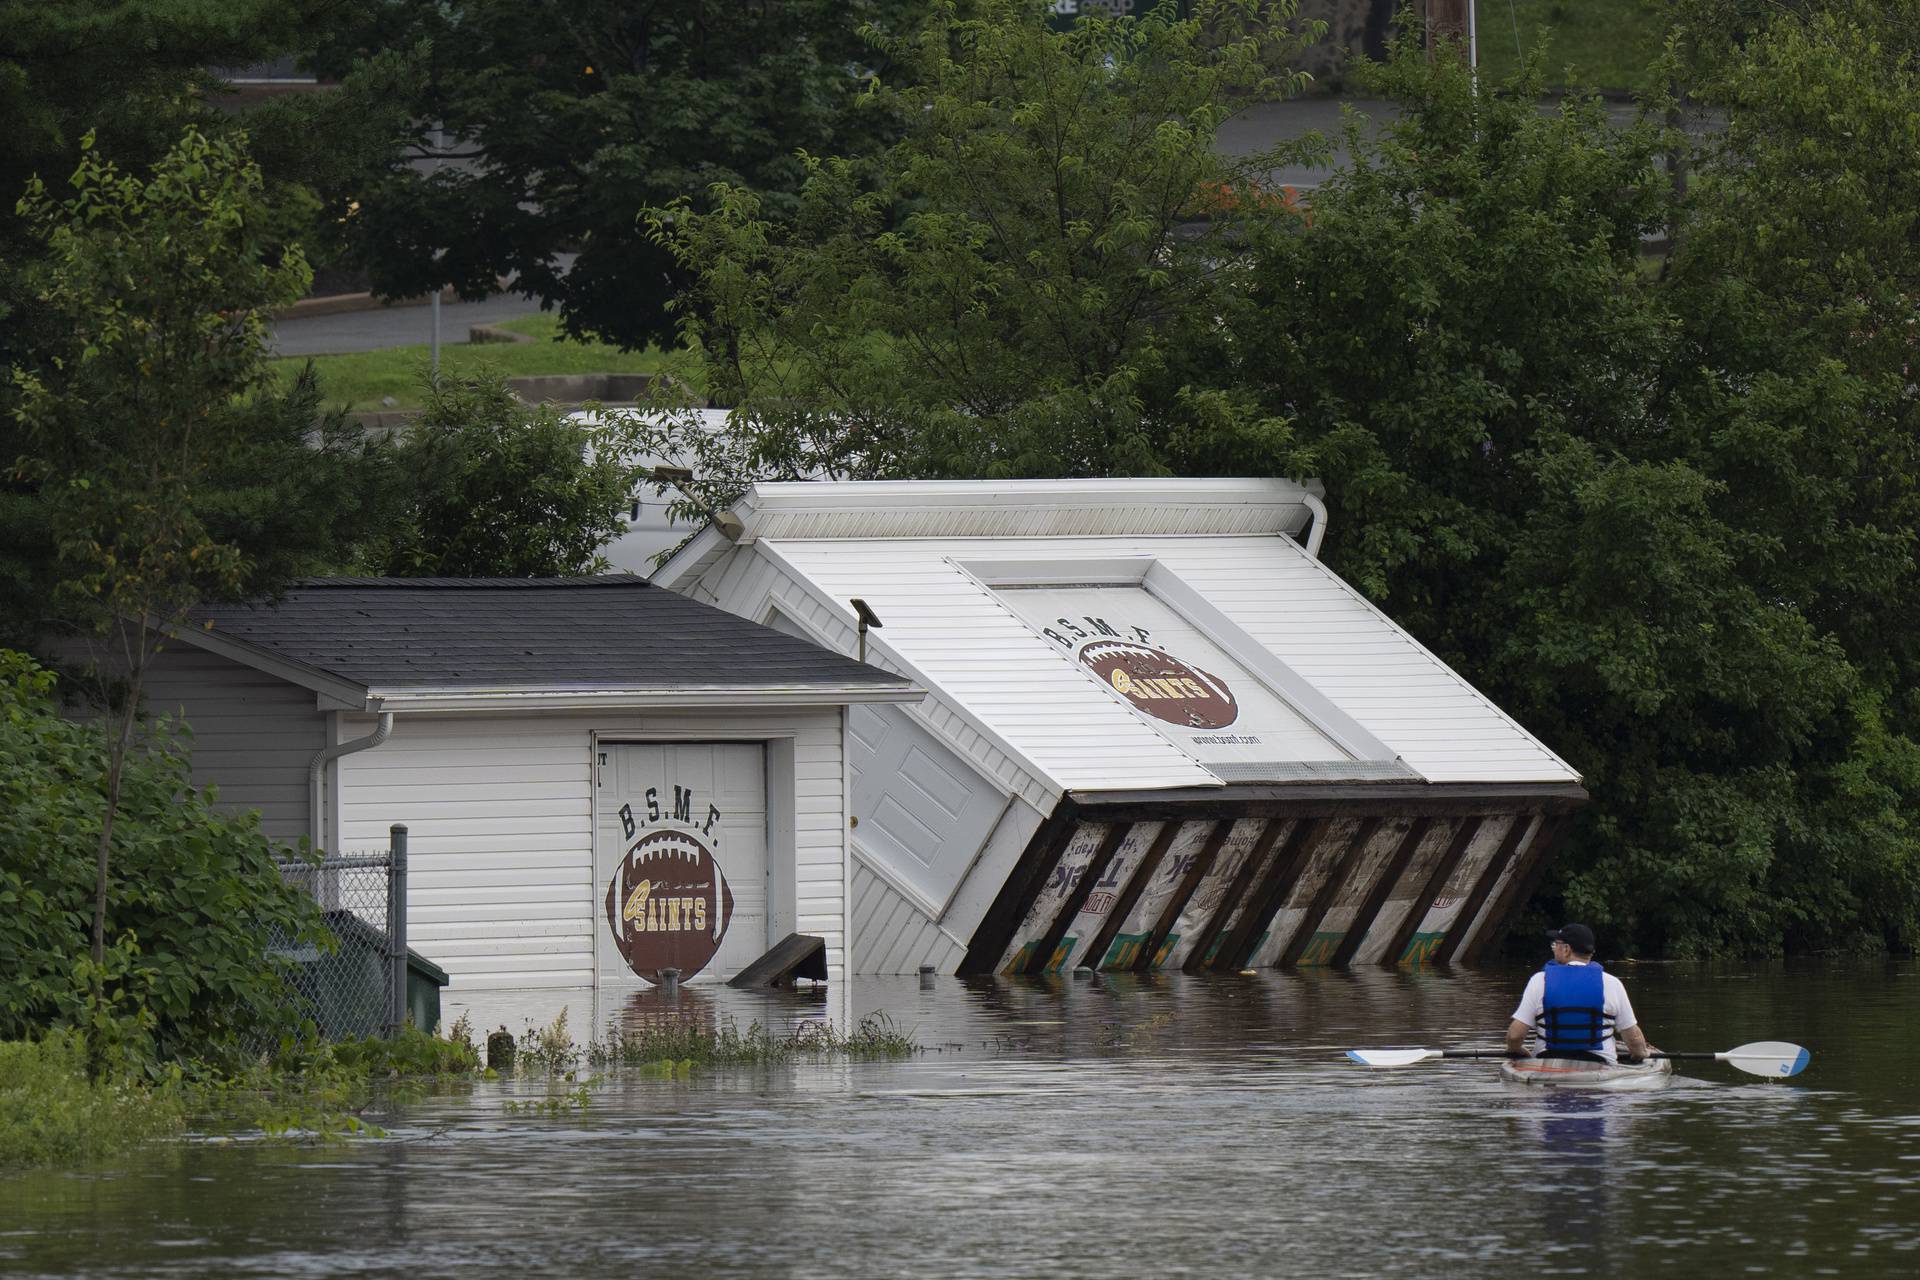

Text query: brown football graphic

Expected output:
[1078,640,1239,729]
[604,828,735,983]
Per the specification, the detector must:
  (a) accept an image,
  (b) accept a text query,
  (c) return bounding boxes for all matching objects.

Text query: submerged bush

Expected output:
[584,1013,919,1069]
[0,1034,183,1168]
[194,1026,486,1144]
[0,650,328,1064]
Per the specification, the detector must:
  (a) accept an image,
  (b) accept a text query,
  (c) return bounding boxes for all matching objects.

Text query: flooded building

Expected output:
[140,578,920,993]
[650,478,1585,975]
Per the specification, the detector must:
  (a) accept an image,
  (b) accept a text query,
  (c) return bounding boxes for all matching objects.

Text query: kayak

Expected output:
[1499,1056,1674,1092]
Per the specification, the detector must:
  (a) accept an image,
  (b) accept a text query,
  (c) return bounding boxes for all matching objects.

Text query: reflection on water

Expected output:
[0,961,1913,1278]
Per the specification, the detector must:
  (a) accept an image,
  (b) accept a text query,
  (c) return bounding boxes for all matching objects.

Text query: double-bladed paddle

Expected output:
[1345,1040,1810,1078]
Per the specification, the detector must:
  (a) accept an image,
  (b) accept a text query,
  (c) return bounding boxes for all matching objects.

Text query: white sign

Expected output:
[996,584,1350,769]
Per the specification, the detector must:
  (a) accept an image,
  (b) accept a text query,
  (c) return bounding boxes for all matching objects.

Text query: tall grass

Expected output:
[504,1010,920,1074]
[0,1034,184,1168]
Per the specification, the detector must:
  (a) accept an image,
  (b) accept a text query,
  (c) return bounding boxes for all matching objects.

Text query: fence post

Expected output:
[388,823,409,1037]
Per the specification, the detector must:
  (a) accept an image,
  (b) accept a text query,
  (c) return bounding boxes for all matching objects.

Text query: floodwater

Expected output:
[2,961,1913,1277]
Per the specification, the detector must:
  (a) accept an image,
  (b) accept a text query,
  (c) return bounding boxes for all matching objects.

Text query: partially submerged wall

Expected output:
[964,794,1575,976]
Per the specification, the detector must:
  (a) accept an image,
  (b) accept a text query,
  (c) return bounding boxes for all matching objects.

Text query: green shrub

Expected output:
[0,650,328,1064]
[0,1033,183,1168]
[329,1024,482,1077]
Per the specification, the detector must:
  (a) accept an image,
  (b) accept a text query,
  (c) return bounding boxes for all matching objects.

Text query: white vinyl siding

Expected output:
[141,644,326,844]
[334,707,847,991]
[850,858,967,974]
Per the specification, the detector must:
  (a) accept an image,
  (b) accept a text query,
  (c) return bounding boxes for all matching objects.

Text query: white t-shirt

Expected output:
[1509,962,1639,1064]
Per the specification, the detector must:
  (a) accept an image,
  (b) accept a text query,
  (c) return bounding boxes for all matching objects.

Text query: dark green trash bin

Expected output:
[274,910,449,1039]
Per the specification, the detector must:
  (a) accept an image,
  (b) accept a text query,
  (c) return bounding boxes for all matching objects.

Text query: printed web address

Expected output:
[1191,734,1264,745]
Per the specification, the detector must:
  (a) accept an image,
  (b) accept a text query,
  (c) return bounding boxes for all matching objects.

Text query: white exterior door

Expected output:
[594,742,768,985]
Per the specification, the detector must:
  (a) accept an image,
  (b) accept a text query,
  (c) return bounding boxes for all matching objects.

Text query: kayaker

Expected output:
[1505,923,1661,1064]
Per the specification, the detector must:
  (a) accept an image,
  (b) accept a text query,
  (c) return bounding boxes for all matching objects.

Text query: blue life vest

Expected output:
[1540,961,1611,1055]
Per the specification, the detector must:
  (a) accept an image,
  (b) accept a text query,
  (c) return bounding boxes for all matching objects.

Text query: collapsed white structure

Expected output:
[652,478,1585,976]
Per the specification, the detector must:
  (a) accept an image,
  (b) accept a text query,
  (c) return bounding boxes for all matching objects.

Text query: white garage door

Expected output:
[847,702,1004,911]
[594,742,767,986]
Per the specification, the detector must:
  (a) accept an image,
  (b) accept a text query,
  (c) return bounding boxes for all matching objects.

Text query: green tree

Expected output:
[0,650,326,1064]
[0,0,404,363]
[1234,23,1920,956]
[309,0,929,352]
[364,372,643,576]
[643,0,1317,487]
[0,1,411,650]
[1613,0,1920,952]
[7,127,379,983]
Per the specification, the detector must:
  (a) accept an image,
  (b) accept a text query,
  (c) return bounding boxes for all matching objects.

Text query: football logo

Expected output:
[1078,640,1239,729]
[604,828,735,983]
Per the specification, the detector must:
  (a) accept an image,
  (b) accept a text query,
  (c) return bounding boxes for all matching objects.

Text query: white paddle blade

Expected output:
[1720,1041,1810,1078]
[1345,1048,1442,1068]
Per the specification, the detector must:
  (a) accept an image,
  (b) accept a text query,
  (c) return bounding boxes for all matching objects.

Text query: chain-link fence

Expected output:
[265,824,410,1045]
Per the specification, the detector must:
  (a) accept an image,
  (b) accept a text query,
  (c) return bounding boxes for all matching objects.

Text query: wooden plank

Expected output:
[1430,813,1532,966]
[1381,816,1484,967]
[1330,817,1437,969]
[1463,811,1573,965]
[727,933,827,988]
[1217,817,1332,971]
[956,803,1080,975]
[1278,818,1382,967]
[1078,822,1181,971]
[1022,821,1132,976]
[1176,820,1268,973]
[1129,820,1227,973]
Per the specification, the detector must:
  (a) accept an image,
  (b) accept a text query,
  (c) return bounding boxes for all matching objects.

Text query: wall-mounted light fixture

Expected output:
[849,597,883,663]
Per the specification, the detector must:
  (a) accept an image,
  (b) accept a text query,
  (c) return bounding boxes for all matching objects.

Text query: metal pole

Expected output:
[430,291,441,379]
[388,823,409,1036]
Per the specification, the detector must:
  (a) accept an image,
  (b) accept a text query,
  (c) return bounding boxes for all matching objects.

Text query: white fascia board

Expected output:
[752,538,1073,804]
[159,621,373,711]
[364,684,924,714]
[648,516,748,589]
[647,487,767,587]
[730,477,1320,540]
[745,476,1308,512]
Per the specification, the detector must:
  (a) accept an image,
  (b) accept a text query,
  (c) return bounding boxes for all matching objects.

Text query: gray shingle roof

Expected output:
[187,577,904,691]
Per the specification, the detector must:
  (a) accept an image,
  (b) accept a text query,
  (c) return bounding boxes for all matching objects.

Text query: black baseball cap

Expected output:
[1547,923,1596,954]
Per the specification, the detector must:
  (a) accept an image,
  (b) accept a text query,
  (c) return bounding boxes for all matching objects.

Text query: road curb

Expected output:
[278,287,457,319]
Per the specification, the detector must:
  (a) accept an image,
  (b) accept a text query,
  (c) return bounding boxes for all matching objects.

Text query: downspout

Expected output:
[1300,493,1329,559]
[308,713,394,854]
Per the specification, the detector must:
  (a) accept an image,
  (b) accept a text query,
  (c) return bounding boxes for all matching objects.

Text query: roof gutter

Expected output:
[309,712,394,853]
[363,684,925,713]
[1300,492,1328,559]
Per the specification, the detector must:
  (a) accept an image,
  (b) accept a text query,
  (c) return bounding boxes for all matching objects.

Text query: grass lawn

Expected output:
[272,312,673,412]
[1470,0,1669,93]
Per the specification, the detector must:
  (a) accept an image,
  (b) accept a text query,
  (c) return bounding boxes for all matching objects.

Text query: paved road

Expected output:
[272,293,547,358]
[1216,96,1399,188]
